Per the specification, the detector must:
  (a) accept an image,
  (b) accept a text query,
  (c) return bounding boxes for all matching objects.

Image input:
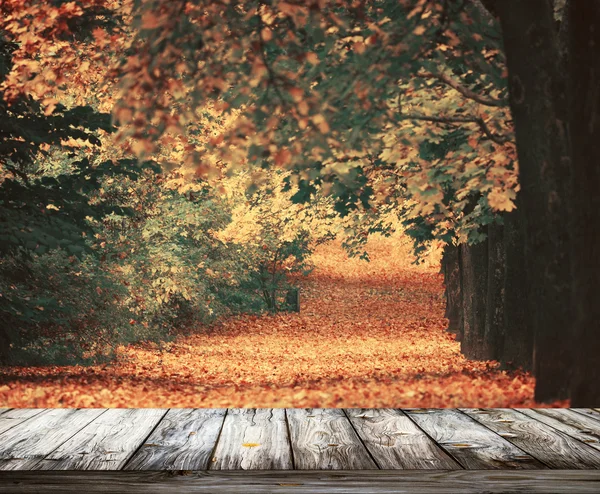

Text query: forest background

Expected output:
[0,0,598,407]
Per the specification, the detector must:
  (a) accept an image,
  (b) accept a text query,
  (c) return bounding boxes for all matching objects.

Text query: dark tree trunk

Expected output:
[442,244,462,337]
[493,0,573,402]
[460,232,490,360]
[485,221,505,361]
[501,203,533,371]
[0,327,10,365]
[285,288,300,312]
[567,1,600,406]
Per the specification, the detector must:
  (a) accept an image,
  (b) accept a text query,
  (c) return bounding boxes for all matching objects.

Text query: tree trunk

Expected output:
[493,0,573,402]
[501,203,533,371]
[442,244,462,337]
[285,288,300,312]
[0,327,10,365]
[567,1,600,406]
[485,221,505,361]
[460,232,489,360]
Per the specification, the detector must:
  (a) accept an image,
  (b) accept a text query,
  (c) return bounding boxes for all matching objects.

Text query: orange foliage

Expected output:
[0,236,567,408]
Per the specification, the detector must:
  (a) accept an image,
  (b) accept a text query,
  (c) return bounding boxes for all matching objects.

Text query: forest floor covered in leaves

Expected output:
[0,235,566,408]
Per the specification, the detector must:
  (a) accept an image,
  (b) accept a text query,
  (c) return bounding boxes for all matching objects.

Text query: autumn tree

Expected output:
[477,0,600,405]
[564,0,600,406]
[106,0,600,405]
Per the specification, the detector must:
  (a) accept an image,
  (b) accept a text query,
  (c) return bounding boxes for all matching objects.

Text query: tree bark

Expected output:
[0,327,10,365]
[493,0,573,402]
[567,0,600,406]
[460,232,490,360]
[442,244,463,338]
[501,203,533,371]
[485,221,505,361]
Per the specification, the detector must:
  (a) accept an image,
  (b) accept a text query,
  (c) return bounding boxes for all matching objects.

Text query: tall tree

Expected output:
[489,0,573,402]
[567,0,600,406]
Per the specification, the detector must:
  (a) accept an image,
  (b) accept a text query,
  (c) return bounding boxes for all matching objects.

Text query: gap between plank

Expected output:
[342,409,382,470]
[120,408,171,471]
[0,409,47,438]
[456,409,553,469]
[283,409,296,470]
[509,408,600,458]
[400,409,466,470]
[205,408,229,470]
[27,409,111,470]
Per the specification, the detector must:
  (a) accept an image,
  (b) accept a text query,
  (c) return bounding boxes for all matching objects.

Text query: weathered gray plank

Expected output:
[572,409,600,422]
[2,470,600,493]
[34,408,167,470]
[210,409,292,470]
[462,408,600,469]
[124,409,226,470]
[518,408,600,451]
[346,409,461,469]
[0,409,46,436]
[0,409,105,470]
[404,409,544,469]
[286,408,376,469]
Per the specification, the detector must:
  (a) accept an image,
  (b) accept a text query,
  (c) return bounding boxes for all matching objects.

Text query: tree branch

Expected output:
[422,71,508,107]
[398,113,511,144]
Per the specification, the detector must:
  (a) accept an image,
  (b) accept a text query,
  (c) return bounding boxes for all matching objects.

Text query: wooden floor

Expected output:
[0,408,600,492]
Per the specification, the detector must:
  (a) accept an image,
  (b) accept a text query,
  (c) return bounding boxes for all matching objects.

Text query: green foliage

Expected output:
[0,157,330,364]
[0,250,128,365]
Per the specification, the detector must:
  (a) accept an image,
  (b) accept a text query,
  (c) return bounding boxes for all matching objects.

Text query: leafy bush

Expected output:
[0,250,129,365]
[0,158,336,365]
[215,170,336,311]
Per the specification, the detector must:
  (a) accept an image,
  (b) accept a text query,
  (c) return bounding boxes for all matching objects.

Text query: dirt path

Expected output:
[0,236,562,408]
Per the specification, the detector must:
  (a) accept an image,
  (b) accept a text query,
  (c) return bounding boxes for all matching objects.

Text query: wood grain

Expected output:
[572,409,600,422]
[462,408,600,469]
[518,408,600,452]
[0,409,105,470]
[404,408,544,469]
[2,470,600,493]
[34,408,167,470]
[286,408,376,469]
[0,409,46,436]
[346,408,460,469]
[124,408,226,470]
[210,409,292,470]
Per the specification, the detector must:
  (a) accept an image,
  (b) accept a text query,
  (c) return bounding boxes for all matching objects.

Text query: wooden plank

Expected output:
[0,409,46,436]
[35,408,167,470]
[0,409,105,470]
[462,408,600,469]
[2,470,600,494]
[346,408,461,469]
[124,409,226,470]
[210,409,292,470]
[404,409,544,469]
[286,408,376,469]
[518,409,600,451]
[572,409,600,422]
